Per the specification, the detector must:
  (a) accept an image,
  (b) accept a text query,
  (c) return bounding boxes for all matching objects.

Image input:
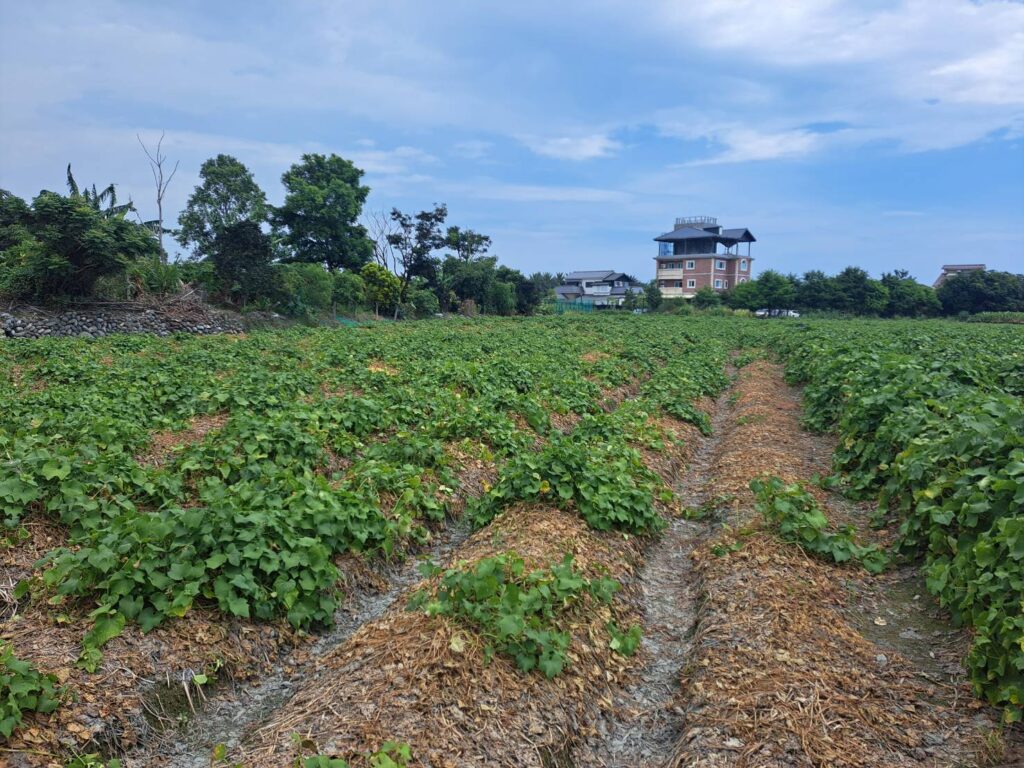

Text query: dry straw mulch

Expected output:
[1,520,295,766]
[235,504,646,768]
[670,359,996,767]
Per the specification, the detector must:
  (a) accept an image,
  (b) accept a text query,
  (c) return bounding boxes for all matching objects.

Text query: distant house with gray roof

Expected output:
[933,264,985,289]
[654,216,756,298]
[555,270,645,307]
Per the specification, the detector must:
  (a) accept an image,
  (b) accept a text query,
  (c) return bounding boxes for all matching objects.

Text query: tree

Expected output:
[209,220,274,306]
[832,267,887,314]
[178,155,267,259]
[937,270,1024,314]
[496,265,542,315]
[794,270,839,311]
[725,280,762,310]
[387,204,447,308]
[644,281,662,310]
[755,270,796,310]
[333,270,366,311]
[360,262,402,318]
[66,165,135,218]
[0,189,159,299]
[364,209,399,272]
[137,132,179,262]
[486,281,517,315]
[273,153,374,272]
[692,286,722,309]
[880,270,940,317]
[277,262,333,318]
[445,226,491,261]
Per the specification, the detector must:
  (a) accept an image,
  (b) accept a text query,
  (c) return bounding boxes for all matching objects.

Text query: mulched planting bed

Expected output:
[233,504,645,767]
[670,358,1004,767]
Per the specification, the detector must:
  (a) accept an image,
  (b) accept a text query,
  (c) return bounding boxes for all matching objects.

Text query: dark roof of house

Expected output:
[654,227,717,242]
[655,225,756,244]
[941,264,985,270]
[555,285,581,297]
[720,228,756,243]
[564,270,617,281]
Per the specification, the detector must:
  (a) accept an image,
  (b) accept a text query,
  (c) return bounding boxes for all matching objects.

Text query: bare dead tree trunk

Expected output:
[364,209,398,272]
[138,131,179,265]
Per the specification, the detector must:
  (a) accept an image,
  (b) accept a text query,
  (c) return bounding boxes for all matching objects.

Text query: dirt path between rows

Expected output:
[667,359,1020,768]
[129,522,471,768]
[575,383,737,766]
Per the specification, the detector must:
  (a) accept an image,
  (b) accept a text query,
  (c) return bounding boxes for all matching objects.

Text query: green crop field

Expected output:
[1,315,1021,765]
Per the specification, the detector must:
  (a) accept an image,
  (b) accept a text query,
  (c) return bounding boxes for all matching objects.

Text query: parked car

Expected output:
[754,309,801,318]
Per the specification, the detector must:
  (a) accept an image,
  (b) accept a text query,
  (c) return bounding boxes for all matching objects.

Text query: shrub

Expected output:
[0,190,158,300]
[409,287,440,317]
[277,262,333,318]
[333,270,366,311]
[408,553,620,677]
[750,476,889,573]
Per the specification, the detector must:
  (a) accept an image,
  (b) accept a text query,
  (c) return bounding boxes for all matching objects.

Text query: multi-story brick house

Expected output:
[653,216,756,299]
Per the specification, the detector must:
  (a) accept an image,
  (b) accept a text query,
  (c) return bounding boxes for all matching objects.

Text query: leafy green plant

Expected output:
[1,643,64,738]
[607,621,642,657]
[771,319,1024,720]
[64,756,123,768]
[409,552,620,677]
[750,476,889,574]
[468,432,667,534]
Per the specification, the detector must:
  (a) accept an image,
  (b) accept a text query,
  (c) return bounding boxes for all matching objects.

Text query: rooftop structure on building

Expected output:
[933,264,985,289]
[653,216,756,299]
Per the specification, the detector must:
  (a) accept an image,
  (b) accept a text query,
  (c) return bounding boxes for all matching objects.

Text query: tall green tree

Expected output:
[725,280,762,310]
[273,153,373,272]
[178,155,268,259]
[445,226,491,261]
[832,266,888,314]
[644,281,662,310]
[937,270,1024,314]
[692,286,722,309]
[755,270,796,310]
[880,270,940,317]
[794,270,839,310]
[209,220,274,306]
[387,204,447,305]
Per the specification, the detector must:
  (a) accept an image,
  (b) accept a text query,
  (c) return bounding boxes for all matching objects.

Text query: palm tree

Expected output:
[66,165,135,218]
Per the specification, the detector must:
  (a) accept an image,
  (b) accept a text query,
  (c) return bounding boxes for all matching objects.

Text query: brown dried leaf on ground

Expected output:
[234,505,644,768]
[441,440,499,518]
[367,360,398,375]
[135,412,229,467]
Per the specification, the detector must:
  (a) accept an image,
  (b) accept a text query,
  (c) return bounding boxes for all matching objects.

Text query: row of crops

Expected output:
[0,315,744,749]
[2,314,1021,753]
[765,320,1024,721]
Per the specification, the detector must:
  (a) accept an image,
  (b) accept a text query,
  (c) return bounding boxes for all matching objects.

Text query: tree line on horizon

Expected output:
[648,266,1024,317]
[2,148,1020,320]
[0,151,559,319]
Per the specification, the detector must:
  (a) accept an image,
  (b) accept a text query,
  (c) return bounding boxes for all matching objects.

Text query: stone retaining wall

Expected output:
[1,304,244,339]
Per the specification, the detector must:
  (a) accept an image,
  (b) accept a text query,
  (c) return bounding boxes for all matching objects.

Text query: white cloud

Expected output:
[451,140,493,160]
[521,133,622,161]
[455,182,630,203]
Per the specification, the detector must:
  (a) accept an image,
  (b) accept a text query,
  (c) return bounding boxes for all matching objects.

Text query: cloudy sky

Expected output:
[2,0,1022,281]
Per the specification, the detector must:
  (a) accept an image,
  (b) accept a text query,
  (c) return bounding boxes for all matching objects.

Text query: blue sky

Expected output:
[1,0,1022,283]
